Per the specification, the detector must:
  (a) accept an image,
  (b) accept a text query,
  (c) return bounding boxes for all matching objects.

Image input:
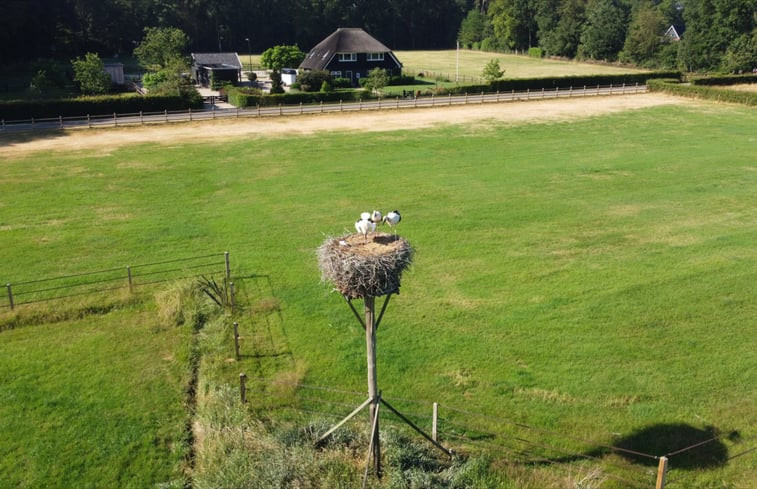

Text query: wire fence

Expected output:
[2,251,232,310]
[238,375,754,489]
[0,83,647,134]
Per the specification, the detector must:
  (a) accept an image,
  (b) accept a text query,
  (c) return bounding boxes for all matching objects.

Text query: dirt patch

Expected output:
[1,93,685,157]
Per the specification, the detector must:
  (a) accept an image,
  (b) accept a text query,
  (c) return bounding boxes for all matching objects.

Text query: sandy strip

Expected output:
[0,93,684,157]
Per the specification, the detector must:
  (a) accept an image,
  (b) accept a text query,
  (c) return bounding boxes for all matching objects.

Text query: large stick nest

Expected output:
[317,232,414,299]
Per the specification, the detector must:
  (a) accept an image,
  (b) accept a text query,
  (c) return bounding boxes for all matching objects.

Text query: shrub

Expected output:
[528,47,544,58]
[298,70,332,92]
[332,77,352,88]
[387,74,417,86]
[246,71,257,82]
[320,80,332,92]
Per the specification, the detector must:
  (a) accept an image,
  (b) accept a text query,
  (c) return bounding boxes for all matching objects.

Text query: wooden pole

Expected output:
[127,266,133,293]
[655,456,668,489]
[239,373,247,403]
[364,295,381,477]
[224,251,231,280]
[432,402,438,442]
[233,322,240,360]
[6,283,14,310]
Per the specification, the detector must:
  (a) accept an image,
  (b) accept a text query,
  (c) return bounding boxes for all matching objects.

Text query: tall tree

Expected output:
[541,0,587,57]
[488,0,538,50]
[620,1,669,66]
[71,52,112,94]
[578,0,629,60]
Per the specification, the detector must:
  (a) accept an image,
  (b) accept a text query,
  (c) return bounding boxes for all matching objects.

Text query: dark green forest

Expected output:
[1,0,755,73]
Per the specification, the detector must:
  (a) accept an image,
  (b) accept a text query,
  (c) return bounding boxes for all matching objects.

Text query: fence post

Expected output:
[320,101,324,113]
[432,402,438,442]
[230,281,236,313]
[655,456,668,489]
[464,92,468,104]
[189,107,192,121]
[556,86,559,98]
[224,251,231,281]
[359,98,362,111]
[279,104,282,116]
[31,117,35,129]
[257,104,261,117]
[140,111,143,125]
[396,96,399,109]
[480,91,484,103]
[340,100,343,112]
[239,373,247,403]
[378,97,381,109]
[300,102,303,114]
[59,115,63,129]
[87,114,91,128]
[496,90,500,102]
[213,106,216,119]
[431,94,435,106]
[164,109,168,122]
[113,113,117,127]
[127,266,133,293]
[6,283,14,310]
[233,321,241,360]
[2,119,5,131]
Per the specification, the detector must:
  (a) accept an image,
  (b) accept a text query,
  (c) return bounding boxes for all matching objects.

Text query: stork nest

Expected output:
[317,232,414,299]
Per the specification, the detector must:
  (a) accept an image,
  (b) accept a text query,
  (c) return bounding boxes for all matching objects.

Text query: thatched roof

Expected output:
[299,28,394,71]
[317,232,413,299]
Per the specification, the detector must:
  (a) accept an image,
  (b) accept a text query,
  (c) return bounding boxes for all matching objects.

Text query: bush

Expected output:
[298,70,332,92]
[332,77,352,88]
[387,74,417,86]
[246,71,257,82]
[528,47,544,58]
[320,80,332,92]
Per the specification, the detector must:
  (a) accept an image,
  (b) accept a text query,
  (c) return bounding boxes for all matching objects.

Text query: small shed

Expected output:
[281,68,298,86]
[104,63,125,85]
[191,53,243,87]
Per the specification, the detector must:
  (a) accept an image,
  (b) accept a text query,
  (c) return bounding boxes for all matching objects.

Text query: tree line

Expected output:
[1,0,755,73]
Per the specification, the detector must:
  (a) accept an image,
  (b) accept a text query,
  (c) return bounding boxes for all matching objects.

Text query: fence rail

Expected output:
[0,84,647,134]
[2,251,231,310]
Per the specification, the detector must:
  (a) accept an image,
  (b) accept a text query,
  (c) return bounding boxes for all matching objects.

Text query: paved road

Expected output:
[1,84,647,134]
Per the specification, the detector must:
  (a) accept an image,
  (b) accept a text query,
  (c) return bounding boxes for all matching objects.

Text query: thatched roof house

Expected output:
[299,28,402,86]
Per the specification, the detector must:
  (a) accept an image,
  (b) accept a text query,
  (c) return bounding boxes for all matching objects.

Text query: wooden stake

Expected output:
[233,322,240,360]
[655,456,668,489]
[239,373,247,404]
[432,402,438,442]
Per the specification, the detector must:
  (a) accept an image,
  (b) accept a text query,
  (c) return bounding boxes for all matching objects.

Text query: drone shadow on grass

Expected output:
[532,423,734,470]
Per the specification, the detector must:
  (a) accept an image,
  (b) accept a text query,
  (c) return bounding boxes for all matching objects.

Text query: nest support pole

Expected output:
[318,290,451,483]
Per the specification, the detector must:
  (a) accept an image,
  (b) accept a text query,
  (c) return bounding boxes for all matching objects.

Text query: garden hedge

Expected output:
[0,92,203,120]
[647,78,757,106]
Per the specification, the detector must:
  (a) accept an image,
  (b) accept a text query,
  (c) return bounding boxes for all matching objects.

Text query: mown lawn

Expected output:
[0,304,192,488]
[1,100,755,487]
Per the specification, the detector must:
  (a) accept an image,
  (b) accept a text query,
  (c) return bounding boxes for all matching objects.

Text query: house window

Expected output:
[367,53,384,62]
[338,53,357,62]
[330,71,342,78]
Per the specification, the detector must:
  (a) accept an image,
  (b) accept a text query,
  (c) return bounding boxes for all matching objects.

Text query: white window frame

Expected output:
[338,53,357,62]
[330,71,342,78]
[366,53,384,62]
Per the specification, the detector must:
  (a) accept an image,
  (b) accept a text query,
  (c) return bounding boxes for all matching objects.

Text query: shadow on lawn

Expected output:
[0,128,68,147]
[532,423,734,470]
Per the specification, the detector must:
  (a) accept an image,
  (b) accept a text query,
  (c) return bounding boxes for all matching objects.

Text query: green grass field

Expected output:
[1,100,755,488]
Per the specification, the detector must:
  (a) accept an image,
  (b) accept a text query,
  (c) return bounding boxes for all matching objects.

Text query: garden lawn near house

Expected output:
[0,95,755,488]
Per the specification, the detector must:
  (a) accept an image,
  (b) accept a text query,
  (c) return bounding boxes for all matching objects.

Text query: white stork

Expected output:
[355,213,376,242]
[383,210,401,234]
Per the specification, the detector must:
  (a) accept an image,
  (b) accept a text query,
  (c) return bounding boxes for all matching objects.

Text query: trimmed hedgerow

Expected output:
[647,78,757,106]
[225,86,372,107]
[689,74,757,86]
[0,91,203,120]
[439,71,681,95]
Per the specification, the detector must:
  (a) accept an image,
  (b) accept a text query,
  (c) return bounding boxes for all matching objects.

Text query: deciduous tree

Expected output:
[71,52,112,95]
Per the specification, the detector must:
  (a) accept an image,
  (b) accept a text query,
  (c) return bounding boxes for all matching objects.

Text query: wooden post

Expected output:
[230,281,236,313]
[233,322,240,360]
[140,111,143,125]
[364,295,381,477]
[655,456,668,489]
[6,283,14,310]
[59,115,63,129]
[432,402,439,442]
[224,251,231,280]
[114,113,117,127]
[87,114,91,128]
[189,107,192,121]
[239,373,247,403]
[127,266,133,293]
